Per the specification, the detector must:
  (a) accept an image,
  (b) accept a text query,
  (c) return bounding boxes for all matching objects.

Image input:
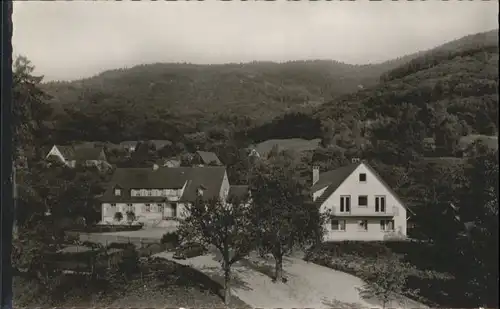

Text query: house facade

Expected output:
[312,160,409,242]
[100,166,243,227]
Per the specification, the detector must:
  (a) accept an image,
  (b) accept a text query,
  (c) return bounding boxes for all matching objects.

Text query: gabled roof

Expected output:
[196,151,222,165]
[120,141,138,148]
[54,145,76,160]
[100,166,227,203]
[252,138,321,159]
[50,145,105,161]
[312,162,411,212]
[312,163,360,206]
[73,146,105,161]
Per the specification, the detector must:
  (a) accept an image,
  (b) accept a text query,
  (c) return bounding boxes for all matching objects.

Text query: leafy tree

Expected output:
[249,150,321,282]
[126,211,136,224]
[178,196,254,305]
[12,55,53,161]
[114,212,123,222]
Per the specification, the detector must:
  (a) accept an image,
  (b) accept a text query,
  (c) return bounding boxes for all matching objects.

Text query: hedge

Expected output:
[69,224,143,233]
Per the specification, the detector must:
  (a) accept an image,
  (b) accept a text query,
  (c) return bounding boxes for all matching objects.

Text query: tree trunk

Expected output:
[273,245,284,282]
[274,255,283,282]
[223,263,231,305]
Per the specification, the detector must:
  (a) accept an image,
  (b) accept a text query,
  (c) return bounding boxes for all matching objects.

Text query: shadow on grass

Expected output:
[157,257,252,302]
[237,255,296,282]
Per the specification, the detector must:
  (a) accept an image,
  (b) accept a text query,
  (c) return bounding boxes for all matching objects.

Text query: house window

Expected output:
[148,190,152,196]
[157,203,163,212]
[358,196,368,207]
[375,196,386,212]
[114,189,121,196]
[145,204,151,212]
[171,203,177,217]
[126,203,133,212]
[340,196,351,212]
[359,173,367,182]
[331,219,346,231]
[380,219,395,231]
[358,220,368,231]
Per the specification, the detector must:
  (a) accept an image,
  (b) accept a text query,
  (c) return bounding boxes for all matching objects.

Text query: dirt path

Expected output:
[154,251,426,309]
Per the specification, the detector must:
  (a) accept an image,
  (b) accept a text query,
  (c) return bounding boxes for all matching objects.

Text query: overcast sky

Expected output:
[13,1,498,82]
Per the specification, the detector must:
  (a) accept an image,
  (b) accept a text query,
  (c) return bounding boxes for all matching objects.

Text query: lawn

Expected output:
[305,241,455,308]
[13,257,249,308]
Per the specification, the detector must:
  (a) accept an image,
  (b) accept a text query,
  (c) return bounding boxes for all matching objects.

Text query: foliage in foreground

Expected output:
[249,150,323,282]
[178,196,254,305]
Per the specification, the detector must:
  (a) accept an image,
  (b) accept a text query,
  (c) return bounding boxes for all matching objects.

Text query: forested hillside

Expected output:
[313,29,498,162]
[43,58,419,121]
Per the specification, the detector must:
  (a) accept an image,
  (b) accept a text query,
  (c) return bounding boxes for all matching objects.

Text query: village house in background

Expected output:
[120,141,138,152]
[99,165,248,228]
[248,138,321,159]
[45,144,111,170]
[192,150,223,166]
[312,159,411,241]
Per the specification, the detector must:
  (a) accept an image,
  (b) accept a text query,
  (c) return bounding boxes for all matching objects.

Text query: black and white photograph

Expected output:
[3,0,498,308]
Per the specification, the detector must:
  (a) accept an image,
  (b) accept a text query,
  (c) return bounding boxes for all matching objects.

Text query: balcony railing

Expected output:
[330,205,399,217]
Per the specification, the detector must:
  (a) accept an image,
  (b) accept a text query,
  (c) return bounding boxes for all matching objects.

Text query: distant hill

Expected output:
[314,30,499,140]
[42,57,422,124]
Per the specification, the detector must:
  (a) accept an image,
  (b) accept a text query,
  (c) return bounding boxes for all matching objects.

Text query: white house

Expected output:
[100,166,248,228]
[312,159,412,241]
[46,144,110,169]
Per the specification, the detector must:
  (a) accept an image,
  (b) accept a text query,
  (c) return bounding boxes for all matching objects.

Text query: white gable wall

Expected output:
[318,163,407,241]
[46,145,70,166]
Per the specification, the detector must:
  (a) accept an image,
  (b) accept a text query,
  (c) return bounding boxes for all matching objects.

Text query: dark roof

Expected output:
[312,163,360,206]
[228,185,249,200]
[196,151,222,165]
[120,141,138,147]
[312,162,411,212]
[72,146,105,161]
[55,145,76,160]
[253,138,321,158]
[101,166,227,203]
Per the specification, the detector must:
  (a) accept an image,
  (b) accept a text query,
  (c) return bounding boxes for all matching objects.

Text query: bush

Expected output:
[107,242,135,251]
[126,211,136,223]
[306,241,393,261]
[118,247,140,279]
[67,224,143,233]
[161,232,180,247]
[114,212,123,222]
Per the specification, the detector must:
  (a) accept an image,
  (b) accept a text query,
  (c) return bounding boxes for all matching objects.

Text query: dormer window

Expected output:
[114,188,121,196]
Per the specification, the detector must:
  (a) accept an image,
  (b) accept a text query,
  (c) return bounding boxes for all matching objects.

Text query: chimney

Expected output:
[152,163,159,170]
[351,157,360,164]
[312,166,320,185]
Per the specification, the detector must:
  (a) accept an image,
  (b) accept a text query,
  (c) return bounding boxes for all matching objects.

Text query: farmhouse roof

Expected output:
[101,166,227,203]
